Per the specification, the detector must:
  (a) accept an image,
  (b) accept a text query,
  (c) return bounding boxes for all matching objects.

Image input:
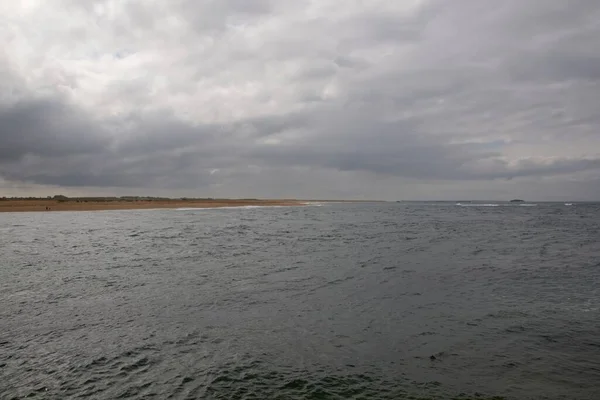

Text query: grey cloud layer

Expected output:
[1,0,600,198]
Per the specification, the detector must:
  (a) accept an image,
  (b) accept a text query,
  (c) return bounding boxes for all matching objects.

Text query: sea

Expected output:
[1,202,599,399]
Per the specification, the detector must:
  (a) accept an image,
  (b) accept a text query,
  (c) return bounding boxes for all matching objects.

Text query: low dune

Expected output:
[0,198,306,212]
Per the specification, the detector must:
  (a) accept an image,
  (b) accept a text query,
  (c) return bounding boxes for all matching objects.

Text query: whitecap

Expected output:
[302,202,324,206]
[175,205,297,211]
[456,203,499,207]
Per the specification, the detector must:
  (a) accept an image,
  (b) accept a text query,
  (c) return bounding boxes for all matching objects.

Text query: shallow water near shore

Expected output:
[1,202,599,399]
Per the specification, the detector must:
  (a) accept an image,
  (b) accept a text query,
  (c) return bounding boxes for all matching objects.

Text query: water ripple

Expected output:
[1,203,599,399]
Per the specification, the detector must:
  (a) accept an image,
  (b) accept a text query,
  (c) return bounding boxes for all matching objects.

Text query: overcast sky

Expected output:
[1,0,599,200]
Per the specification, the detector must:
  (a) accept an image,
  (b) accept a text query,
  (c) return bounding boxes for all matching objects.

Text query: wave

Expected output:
[456,203,499,207]
[455,203,538,207]
[176,206,262,211]
[302,202,324,206]
[176,203,325,210]
[175,205,296,211]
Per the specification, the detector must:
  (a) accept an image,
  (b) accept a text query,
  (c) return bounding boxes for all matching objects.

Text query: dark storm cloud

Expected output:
[0,101,233,187]
[0,98,109,162]
[245,109,600,181]
[1,0,600,198]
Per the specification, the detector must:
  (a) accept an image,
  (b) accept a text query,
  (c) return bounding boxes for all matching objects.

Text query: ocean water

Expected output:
[1,202,599,399]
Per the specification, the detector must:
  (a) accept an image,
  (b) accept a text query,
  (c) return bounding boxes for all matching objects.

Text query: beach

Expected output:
[0,198,306,212]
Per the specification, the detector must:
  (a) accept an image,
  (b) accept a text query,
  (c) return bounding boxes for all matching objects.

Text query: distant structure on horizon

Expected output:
[509,199,525,203]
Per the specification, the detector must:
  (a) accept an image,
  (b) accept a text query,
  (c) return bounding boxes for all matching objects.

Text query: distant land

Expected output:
[0,195,379,212]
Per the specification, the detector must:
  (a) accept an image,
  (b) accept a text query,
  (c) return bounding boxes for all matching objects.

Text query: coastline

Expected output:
[0,198,308,213]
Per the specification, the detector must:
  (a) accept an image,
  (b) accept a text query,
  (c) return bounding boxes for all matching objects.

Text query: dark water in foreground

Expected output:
[1,202,599,399]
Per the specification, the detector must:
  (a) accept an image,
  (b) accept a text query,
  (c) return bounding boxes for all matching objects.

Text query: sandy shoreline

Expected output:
[0,199,307,213]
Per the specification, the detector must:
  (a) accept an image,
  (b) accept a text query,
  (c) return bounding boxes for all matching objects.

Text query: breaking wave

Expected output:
[456,203,499,207]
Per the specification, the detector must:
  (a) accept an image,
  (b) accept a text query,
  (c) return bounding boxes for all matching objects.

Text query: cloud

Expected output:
[1,0,599,200]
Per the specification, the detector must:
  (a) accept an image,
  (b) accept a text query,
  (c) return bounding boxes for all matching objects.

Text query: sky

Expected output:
[1,0,599,201]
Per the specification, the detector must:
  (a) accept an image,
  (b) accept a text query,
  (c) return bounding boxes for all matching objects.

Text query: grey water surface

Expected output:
[1,202,599,399]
